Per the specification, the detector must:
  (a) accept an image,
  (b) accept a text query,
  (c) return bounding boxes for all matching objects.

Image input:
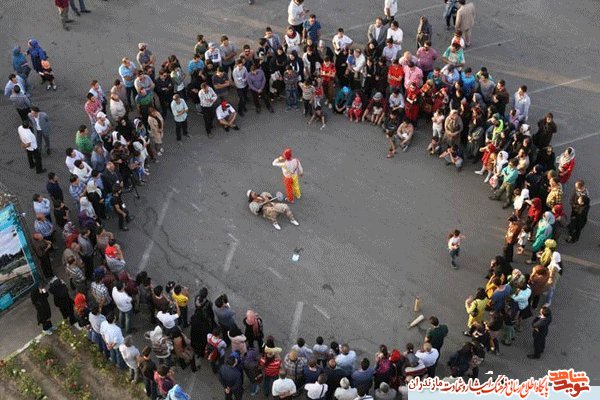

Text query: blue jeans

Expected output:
[109,347,126,369]
[286,88,298,108]
[119,308,134,334]
[263,376,276,397]
[449,248,460,267]
[91,330,109,357]
[70,0,88,11]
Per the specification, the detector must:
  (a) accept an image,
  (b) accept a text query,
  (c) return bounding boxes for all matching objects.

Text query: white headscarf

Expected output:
[558,147,575,168]
[549,251,562,272]
[79,197,96,218]
[495,151,509,174]
[86,180,102,197]
[513,188,530,210]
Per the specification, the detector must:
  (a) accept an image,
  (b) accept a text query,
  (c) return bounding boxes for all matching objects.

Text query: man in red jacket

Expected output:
[55,0,73,31]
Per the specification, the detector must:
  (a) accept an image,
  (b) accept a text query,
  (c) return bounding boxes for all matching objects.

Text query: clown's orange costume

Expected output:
[272,148,303,203]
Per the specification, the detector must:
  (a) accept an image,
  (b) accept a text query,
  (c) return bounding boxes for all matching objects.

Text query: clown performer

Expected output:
[272,148,304,203]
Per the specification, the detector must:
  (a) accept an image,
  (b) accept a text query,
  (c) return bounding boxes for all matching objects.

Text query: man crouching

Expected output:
[247,190,300,230]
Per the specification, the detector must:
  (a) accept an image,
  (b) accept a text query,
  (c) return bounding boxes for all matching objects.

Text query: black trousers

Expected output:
[118,208,131,229]
[175,119,188,140]
[81,254,94,280]
[26,149,43,172]
[40,254,54,278]
[236,87,248,114]
[533,334,546,357]
[125,86,137,107]
[251,90,271,111]
[201,106,215,134]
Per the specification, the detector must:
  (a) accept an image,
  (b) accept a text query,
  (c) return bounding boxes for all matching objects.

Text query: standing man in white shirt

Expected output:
[170,94,189,142]
[511,85,531,122]
[65,147,85,173]
[384,0,398,25]
[28,106,52,155]
[288,0,308,35]
[387,20,403,54]
[198,83,218,136]
[332,28,353,56]
[112,280,134,334]
[232,60,249,117]
[304,373,329,399]
[415,342,440,377]
[272,368,297,398]
[100,313,125,367]
[156,304,180,335]
[18,121,46,173]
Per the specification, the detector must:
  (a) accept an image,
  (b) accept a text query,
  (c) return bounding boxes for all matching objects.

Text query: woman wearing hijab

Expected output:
[551,204,567,240]
[534,113,557,149]
[79,196,97,227]
[190,287,215,357]
[86,180,106,221]
[557,147,575,184]
[243,310,264,349]
[534,146,556,172]
[31,285,54,335]
[528,264,550,309]
[529,211,555,263]
[489,150,509,190]
[416,16,432,48]
[27,39,48,74]
[12,46,31,89]
[148,107,165,156]
[566,194,590,243]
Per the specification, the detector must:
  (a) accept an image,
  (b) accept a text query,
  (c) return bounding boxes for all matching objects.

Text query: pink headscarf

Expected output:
[246,310,260,337]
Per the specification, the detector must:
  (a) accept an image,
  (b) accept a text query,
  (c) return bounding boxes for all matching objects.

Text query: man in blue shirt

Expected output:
[302,14,321,44]
[118,58,137,107]
[187,54,205,75]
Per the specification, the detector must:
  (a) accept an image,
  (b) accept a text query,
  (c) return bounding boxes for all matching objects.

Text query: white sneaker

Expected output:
[43,329,53,336]
[474,170,484,175]
[290,219,299,226]
[273,222,281,230]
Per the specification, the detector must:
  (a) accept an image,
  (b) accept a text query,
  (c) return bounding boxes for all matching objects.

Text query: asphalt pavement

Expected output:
[0,0,599,393]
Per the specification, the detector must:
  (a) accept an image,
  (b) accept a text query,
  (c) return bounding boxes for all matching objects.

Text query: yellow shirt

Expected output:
[172,292,188,307]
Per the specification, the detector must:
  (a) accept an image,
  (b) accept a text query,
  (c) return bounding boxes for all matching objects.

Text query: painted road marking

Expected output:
[137,189,176,273]
[313,304,331,320]
[553,130,600,147]
[223,240,239,273]
[289,302,304,343]
[267,267,283,279]
[529,76,591,94]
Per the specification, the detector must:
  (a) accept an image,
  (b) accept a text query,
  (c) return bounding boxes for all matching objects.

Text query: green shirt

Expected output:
[75,132,94,154]
[425,324,448,351]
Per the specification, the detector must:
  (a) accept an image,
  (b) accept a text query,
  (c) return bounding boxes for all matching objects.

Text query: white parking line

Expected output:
[590,199,600,207]
[227,233,239,242]
[465,39,516,52]
[223,241,239,273]
[190,203,202,214]
[137,189,176,273]
[313,304,331,320]
[553,130,600,147]
[267,267,283,279]
[528,76,591,94]
[325,4,442,36]
[289,302,304,342]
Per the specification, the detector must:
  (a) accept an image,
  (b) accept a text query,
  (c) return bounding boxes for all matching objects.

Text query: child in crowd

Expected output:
[431,109,445,140]
[348,93,363,122]
[308,105,326,130]
[40,59,56,91]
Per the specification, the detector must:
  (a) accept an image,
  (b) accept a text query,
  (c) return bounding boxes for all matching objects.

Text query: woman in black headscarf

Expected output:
[190,287,216,357]
[31,285,53,334]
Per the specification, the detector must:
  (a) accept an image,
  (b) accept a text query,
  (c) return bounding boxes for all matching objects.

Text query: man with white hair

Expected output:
[334,377,357,400]
[416,342,440,377]
[94,111,112,147]
[374,382,397,400]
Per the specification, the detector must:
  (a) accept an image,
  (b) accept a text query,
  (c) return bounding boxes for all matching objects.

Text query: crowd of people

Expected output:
[4,0,595,399]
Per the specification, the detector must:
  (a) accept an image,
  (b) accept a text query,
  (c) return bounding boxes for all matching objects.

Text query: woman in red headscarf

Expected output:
[404,82,421,124]
[551,204,567,240]
[243,310,264,350]
[272,148,304,203]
